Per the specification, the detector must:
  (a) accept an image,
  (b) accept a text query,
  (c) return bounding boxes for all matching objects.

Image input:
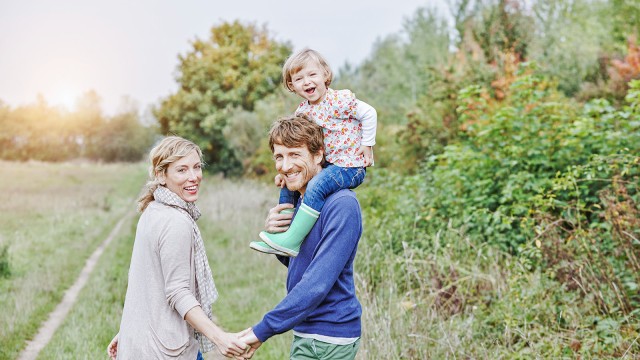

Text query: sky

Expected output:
[0,0,447,115]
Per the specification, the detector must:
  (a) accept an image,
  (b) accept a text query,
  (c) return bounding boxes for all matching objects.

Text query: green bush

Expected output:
[414,67,640,252]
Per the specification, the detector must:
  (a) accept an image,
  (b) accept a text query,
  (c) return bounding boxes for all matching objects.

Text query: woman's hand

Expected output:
[106,333,118,360]
[264,204,294,233]
[184,306,249,359]
[210,330,249,359]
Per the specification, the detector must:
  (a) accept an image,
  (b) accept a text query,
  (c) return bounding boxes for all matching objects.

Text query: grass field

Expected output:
[0,160,147,359]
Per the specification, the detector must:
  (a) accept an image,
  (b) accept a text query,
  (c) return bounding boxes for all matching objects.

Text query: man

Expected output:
[242,115,363,359]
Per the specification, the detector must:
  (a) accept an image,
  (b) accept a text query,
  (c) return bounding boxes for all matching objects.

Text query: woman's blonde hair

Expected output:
[282,48,332,92]
[137,136,203,212]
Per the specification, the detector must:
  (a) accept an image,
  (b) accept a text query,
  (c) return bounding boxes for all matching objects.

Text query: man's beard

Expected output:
[284,164,319,193]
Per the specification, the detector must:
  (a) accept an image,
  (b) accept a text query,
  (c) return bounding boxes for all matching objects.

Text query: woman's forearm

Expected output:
[184,306,224,342]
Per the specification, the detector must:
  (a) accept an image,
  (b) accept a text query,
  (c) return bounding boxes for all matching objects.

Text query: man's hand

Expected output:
[274,174,286,188]
[106,333,118,360]
[238,328,262,359]
[357,145,374,167]
[264,204,294,233]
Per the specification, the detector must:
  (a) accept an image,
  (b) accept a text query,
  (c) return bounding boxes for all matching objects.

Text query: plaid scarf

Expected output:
[153,185,218,353]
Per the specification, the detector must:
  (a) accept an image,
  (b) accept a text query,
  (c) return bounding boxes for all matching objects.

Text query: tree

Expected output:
[337,6,451,126]
[529,0,613,95]
[73,90,106,158]
[154,21,291,175]
[94,97,157,162]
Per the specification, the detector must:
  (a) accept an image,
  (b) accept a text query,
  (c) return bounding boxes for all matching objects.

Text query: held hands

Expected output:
[107,331,256,360]
[210,330,250,359]
[356,145,374,167]
[238,328,262,358]
[264,204,294,233]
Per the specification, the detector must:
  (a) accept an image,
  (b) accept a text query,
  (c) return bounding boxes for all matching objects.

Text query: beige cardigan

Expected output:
[117,201,201,359]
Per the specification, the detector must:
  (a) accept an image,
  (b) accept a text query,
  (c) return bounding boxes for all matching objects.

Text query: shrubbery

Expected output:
[357,73,640,356]
[415,68,639,250]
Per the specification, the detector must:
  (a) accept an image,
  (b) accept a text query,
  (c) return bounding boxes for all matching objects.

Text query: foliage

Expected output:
[527,153,640,313]
[154,21,291,175]
[0,243,10,278]
[92,101,158,162]
[608,36,640,98]
[610,0,640,46]
[415,67,639,251]
[355,75,640,357]
[358,170,639,357]
[529,0,615,96]
[461,0,534,64]
[0,91,155,162]
[233,88,300,177]
[336,6,451,127]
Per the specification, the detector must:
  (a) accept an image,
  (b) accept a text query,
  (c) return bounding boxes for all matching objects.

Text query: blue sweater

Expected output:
[253,189,363,342]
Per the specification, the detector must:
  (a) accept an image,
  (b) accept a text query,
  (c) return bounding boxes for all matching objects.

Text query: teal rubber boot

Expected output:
[249,207,295,256]
[260,204,319,257]
[249,241,288,256]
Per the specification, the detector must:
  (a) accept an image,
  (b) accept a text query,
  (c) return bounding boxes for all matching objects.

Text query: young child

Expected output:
[250,48,377,257]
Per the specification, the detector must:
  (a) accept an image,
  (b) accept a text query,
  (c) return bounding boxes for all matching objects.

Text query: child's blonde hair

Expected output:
[282,48,333,92]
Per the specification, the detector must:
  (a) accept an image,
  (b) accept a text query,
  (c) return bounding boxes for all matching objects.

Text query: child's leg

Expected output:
[278,187,300,207]
[302,165,366,211]
[259,165,363,257]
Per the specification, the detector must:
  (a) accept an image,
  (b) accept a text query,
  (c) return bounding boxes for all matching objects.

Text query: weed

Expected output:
[0,243,10,278]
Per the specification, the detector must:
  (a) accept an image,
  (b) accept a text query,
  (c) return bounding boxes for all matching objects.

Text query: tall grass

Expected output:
[355,170,640,358]
[0,160,146,359]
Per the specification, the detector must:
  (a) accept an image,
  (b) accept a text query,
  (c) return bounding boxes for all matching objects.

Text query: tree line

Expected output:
[0,91,156,162]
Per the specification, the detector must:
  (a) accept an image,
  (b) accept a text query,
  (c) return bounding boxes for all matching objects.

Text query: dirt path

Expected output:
[17,210,133,360]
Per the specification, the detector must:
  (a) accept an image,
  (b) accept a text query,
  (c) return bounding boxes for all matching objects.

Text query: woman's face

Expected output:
[159,149,203,203]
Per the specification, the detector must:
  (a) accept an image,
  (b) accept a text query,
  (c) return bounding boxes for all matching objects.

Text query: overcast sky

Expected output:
[0,0,447,114]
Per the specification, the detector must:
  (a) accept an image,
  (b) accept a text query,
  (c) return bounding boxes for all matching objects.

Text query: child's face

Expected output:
[288,63,328,105]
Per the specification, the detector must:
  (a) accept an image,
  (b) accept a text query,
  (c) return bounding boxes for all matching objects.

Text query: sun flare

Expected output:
[49,84,80,111]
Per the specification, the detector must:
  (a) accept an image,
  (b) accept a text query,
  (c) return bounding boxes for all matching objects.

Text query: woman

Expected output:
[107,136,249,359]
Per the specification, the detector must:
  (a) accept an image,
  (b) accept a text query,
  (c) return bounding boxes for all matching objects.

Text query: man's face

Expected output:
[273,143,323,194]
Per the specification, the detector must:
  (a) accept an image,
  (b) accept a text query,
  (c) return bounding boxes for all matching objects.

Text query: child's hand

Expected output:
[274,174,285,188]
[357,145,374,167]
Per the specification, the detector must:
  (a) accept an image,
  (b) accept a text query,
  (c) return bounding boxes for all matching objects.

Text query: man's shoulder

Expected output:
[319,190,363,234]
[324,189,361,211]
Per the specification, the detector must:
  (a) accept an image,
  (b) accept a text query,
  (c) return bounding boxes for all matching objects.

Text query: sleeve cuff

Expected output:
[252,321,274,343]
[174,294,200,319]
